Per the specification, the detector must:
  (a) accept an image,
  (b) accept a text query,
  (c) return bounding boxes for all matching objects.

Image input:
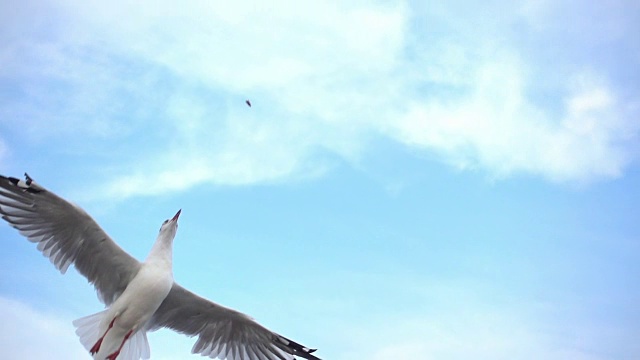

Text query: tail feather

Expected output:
[119,330,150,360]
[73,310,150,360]
[73,310,108,352]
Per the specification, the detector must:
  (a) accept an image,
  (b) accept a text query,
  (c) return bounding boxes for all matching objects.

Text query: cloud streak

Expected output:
[1,0,638,198]
[391,64,637,182]
[328,274,640,360]
[0,296,88,359]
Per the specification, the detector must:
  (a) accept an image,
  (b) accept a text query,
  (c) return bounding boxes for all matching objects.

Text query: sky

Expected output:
[0,0,639,359]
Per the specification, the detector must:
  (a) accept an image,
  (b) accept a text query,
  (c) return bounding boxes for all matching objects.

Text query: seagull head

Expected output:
[159,209,181,238]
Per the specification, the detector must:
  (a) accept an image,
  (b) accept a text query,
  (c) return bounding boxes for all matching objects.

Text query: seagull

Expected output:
[0,173,321,360]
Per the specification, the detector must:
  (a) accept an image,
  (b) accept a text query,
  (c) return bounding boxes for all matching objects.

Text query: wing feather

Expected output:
[149,284,321,360]
[0,174,141,305]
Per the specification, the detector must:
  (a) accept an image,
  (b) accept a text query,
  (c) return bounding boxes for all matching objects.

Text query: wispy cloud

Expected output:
[346,314,609,360]
[0,296,88,359]
[1,0,638,198]
[389,65,637,182]
[328,275,638,360]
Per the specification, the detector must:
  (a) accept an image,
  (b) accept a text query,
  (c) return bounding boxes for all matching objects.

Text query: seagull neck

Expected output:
[146,232,174,266]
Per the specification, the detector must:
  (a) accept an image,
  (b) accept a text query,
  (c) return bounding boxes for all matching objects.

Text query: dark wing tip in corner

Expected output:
[6,173,42,193]
[275,335,320,359]
[8,176,20,186]
[24,173,33,185]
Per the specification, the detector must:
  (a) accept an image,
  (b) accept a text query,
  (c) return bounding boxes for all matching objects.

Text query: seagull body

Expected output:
[0,174,321,360]
[87,210,179,359]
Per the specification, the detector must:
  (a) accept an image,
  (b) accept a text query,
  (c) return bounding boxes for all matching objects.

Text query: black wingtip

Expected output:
[275,335,321,360]
[8,176,20,185]
[5,173,42,193]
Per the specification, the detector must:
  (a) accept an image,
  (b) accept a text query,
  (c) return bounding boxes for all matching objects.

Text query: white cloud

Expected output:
[53,0,409,199]
[0,296,88,359]
[346,314,610,360]
[389,60,637,182]
[2,0,638,197]
[329,276,638,360]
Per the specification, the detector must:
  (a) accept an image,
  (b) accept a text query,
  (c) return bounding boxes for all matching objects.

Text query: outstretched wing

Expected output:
[149,283,321,360]
[0,173,141,305]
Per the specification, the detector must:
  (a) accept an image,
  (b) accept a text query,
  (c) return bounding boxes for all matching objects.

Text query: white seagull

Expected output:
[0,173,321,360]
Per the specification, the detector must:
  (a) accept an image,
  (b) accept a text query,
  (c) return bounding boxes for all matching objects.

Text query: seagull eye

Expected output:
[159,219,169,231]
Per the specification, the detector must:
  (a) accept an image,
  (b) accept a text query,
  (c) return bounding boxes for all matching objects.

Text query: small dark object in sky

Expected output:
[245,100,251,107]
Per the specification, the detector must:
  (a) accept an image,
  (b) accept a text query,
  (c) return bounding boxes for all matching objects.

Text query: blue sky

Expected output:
[1,0,639,359]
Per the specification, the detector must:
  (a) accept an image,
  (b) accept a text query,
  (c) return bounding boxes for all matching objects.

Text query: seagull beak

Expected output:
[172,209,181,222]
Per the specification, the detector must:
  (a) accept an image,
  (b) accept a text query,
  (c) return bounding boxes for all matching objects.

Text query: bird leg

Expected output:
[90,317,118,355]
[105,329,133,360]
